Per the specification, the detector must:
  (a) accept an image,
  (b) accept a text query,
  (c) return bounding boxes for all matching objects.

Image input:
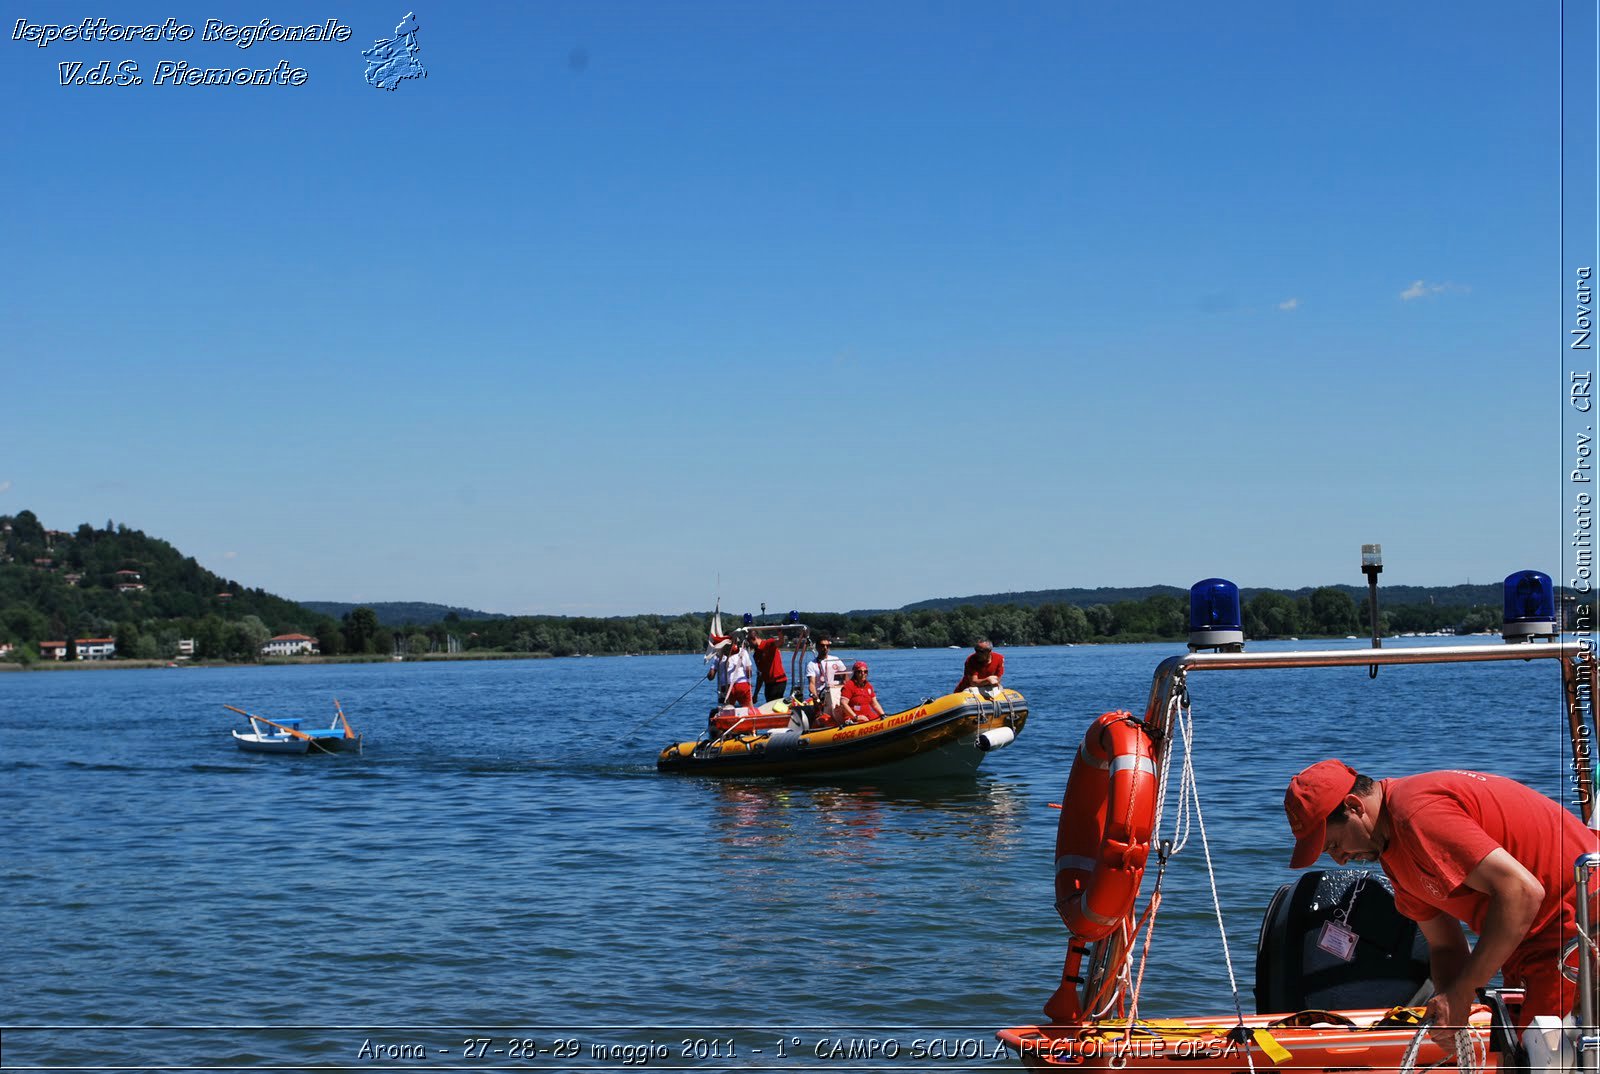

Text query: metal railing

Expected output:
[1578,852,1600,1074]
[1139,642,1596,822]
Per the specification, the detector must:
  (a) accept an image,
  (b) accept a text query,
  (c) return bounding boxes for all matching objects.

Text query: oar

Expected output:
[223,704,313,741]
[333,697,357,739]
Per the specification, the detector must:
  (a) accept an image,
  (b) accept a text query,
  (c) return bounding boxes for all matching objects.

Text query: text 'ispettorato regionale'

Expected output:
[13,17,354,87]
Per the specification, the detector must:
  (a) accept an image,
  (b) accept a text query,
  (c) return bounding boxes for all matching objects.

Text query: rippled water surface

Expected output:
[0,640,1583,1069]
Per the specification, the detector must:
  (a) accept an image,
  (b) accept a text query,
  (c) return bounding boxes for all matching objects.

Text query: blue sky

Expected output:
[3,2,1593,615]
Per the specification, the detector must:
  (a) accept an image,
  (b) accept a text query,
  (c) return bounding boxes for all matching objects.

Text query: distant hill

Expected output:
[0,510,326,651]
[902,582,1511,611]
[299,601,508,627]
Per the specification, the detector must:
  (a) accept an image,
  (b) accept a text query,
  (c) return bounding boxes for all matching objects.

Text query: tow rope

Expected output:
[528,666,711,765]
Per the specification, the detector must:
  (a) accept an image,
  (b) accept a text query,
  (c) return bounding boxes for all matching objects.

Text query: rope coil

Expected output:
[1396,1016,1481,1074]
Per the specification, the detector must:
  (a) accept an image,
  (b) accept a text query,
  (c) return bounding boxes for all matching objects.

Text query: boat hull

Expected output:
[231,730,361,755]
[304,732,361,753]
[232,730,311,754]
[657,688,1027,777]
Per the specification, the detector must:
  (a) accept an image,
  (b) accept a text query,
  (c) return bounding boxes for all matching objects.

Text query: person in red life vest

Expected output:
[751,633,789,703]
[705,637,755,710]
[955,639,1005,691]
[839,660,886,724]
[1284,759,1599,1042]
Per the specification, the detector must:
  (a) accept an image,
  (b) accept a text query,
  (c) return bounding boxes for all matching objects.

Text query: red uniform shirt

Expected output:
[956,650,1005,691]
[1378,770,1597,1026]
[753,637,787,683]
[1379,770,1593,937]
[840,679,879,721]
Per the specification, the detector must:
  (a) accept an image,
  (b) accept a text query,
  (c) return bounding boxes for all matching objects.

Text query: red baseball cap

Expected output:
[1284,759,1359,869]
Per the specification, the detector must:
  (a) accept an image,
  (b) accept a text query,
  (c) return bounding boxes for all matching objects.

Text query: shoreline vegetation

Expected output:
[0,651,560,671]
[1,509,1522,671]
[0,631,1498,672]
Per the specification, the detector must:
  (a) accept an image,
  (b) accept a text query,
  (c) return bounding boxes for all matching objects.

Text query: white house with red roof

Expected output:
[40,638,117,660]
[77,638,116,660]
[261,633,320,657]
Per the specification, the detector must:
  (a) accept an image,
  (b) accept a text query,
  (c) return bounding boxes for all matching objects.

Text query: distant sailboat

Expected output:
[705,598,724,662]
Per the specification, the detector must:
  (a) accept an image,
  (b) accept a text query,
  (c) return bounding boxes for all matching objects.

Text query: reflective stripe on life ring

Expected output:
[1053,710,1158,943]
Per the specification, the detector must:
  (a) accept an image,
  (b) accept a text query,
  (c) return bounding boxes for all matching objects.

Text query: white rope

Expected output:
[1120,694,1187,1024]
[1108,689,1249,1065]
[530,667,713,764]
[1170,698,1196,857]
[1397,1017,1480,1074]
[1148,690,1199,858]
[1116,690,1204,1030]
[1164,692,1256,1074]
[1090,921,1136,1021]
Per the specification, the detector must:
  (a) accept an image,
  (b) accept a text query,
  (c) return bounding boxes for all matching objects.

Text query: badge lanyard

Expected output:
[1316,872,1365,961]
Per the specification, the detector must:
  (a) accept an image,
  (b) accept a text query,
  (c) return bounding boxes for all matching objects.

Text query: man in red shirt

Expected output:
[955,640,1004,691]
[751,634,789,703]
[840,661,886,724]
[1284,759,1598,1038]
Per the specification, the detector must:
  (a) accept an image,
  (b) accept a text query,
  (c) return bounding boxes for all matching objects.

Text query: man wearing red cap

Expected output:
[955,640,1004,692]
[1284,759,1596,1040]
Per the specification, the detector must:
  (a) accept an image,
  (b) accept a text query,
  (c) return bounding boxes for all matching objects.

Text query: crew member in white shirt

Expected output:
[707,637,756,710]
[805,637,850,726]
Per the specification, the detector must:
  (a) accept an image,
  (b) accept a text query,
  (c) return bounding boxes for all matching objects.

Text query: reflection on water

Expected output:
[703,777,1032,921]
[708,778,1026,851]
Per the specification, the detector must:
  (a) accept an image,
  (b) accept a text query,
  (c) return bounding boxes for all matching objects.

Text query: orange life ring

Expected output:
[1053,710,1158,942]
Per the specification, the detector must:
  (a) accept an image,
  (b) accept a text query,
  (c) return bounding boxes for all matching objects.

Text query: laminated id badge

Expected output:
[1316,920,1359,960]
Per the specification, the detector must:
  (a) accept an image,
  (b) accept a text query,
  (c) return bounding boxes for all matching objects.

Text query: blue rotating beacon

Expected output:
[1501,570,1556,643]
[1189,577,1245,652]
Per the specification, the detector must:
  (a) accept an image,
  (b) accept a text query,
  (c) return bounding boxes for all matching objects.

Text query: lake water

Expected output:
[0,639,1585,1071]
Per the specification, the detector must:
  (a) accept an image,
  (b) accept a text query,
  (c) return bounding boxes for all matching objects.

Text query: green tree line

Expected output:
[1,510,1511,663]
[383,586,1506,656]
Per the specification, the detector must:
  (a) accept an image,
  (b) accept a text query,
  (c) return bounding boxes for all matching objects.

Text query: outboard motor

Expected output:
[1254,868,1429,1015]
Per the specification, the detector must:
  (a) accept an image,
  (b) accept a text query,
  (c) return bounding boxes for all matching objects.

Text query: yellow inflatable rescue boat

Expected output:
[657,686,1028,778]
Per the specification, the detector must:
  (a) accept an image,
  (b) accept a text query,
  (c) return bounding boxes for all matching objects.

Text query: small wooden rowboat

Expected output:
[227,702,361,755]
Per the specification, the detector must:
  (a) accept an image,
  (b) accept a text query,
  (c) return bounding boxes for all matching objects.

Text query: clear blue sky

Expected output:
[3,2,1588,615]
